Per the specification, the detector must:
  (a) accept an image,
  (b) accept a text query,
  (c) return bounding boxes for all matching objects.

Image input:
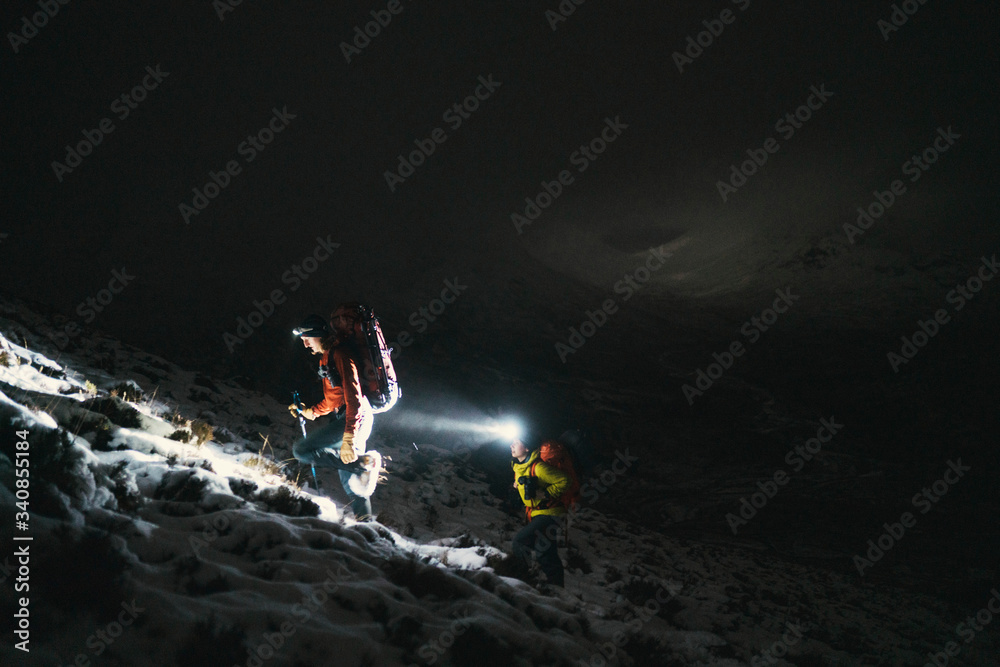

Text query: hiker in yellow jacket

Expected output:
[511,438,569,587]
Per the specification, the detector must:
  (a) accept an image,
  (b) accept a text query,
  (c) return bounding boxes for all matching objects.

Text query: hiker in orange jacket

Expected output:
[511,437,569,587]
[289,310,380,520]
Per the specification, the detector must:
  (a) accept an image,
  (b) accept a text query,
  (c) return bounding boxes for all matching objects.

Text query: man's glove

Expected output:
[340,432,358,464]
[289,404,316,420]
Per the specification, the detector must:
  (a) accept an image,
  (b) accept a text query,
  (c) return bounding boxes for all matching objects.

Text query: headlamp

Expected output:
[490,418,523,441]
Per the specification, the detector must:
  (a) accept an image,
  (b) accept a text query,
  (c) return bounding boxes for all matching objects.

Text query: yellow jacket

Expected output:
[512,450,570,520]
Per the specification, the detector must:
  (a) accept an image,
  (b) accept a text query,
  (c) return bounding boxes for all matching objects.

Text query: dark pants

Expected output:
[293,414,372,518]
[512,515,564,586]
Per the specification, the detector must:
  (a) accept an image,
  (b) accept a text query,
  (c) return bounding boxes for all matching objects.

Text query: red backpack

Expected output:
[336,303,400,413]
[538,439,581,508]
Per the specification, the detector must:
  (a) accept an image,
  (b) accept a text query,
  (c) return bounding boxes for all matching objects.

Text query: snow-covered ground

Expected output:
[1,297,997,666]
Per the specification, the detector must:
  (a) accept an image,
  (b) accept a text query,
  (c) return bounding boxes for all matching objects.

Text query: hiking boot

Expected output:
[348,451,382,498]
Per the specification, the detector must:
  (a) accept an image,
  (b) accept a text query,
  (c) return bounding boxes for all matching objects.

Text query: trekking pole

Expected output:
[292,391,318,489]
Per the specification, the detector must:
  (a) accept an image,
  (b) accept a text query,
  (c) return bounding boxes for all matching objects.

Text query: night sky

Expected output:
[3,0,999,606]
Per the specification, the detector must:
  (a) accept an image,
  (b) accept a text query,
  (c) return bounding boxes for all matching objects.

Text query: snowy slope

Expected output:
[1,297,997,667]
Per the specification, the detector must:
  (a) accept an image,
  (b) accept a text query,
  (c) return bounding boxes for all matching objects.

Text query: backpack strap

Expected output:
[525,461,541,522]
[529,460,559,512]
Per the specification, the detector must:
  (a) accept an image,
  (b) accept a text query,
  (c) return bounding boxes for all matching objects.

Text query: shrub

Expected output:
[107,460,142,513]
[257,485,320,517]
[212,427,233,444]
[227,477,258,501]
[486,551,532,583]
[243,437,282,475]
[243,455,282,477]
[110,380,145,402]
[86,417,115,452]
[7,426,87,501]
[155,470,209,503]
[83,396,143,429]
[190,420,214,447]
[168,429,192,443]
[381,553,473,600]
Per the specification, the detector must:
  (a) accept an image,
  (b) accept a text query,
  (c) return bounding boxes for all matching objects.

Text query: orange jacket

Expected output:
[310,346,365,435]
